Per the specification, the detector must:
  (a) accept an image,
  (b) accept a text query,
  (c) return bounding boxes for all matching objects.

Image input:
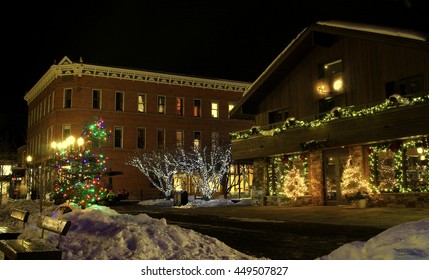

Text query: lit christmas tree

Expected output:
[52,117,111,208]
[341,155,374,201]
[282,165,307,200]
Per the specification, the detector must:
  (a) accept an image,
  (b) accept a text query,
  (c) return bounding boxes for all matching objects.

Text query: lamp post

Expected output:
[26,155,32,200]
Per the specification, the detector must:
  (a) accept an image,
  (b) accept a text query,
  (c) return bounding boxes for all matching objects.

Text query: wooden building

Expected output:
[230,21,429,207]
[24,56,253,200]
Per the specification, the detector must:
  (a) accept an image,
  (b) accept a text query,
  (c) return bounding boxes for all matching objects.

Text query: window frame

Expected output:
[92,89,102,109]
[138,93,146,113]
[193,99,202,117]
[114,126,123,148]
[64,88,72,108]
[115,91,124,111]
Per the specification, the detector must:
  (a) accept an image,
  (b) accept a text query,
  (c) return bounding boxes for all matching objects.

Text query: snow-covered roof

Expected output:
[317,20,428,41]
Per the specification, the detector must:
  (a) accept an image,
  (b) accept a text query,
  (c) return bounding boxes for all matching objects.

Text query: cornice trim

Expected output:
[24,56,250,103]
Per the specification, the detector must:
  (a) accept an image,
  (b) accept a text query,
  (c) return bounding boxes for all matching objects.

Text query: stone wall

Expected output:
[371,192,429,208]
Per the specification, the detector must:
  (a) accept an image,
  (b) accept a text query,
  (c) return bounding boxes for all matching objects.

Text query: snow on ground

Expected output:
[0,198,257,260]
[1,197,429,260]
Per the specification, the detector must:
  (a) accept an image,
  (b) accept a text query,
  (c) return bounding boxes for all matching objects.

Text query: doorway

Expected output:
[323,149,349,205]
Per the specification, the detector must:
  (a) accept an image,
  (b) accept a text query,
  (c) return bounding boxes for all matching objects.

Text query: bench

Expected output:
[0,209,30,240]
[0,215,71,260]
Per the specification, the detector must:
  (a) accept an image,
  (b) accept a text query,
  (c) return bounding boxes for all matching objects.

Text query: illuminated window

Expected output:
[62,124,71,140]
[193,99,201,117]
[176,130,184,148]
[193,131,201,149]
[317,59,344,95]
[138,94,146,113]
[158,96,166,114]
[176,97,184,115]
[228,102,235,118]
[211,101,219,118]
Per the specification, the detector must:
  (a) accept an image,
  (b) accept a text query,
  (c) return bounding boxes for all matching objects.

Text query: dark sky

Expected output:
[2,0,429,149]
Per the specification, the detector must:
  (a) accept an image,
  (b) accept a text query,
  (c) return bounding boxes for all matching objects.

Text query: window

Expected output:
[317,59,344,96]
[62,124,71,140]
[138,94,146,113]
[64,89,72,108]
[114,126,123,148]
[193,131,201,149]
[137,128,146,149]
[92,89,101,109]
[268,109,289,124]
[211,101,219,118]
[385,75,424,98]
[193,99,201,117]
[319,59,343,79]
[157,129,165,149]
[176,97,184,115]
[158,96,166,114]
[318,95,344,115]
[211,131,219,148]
[228,102,235,118]
[176,130,184,148]
[115,91,124,111]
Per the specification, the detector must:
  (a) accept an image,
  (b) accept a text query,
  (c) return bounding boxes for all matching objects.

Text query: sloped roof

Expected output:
[230,20,429,120]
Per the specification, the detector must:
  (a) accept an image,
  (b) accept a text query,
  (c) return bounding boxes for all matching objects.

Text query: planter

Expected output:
[356,199,367,209]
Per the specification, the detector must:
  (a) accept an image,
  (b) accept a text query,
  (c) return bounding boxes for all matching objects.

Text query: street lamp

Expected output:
[26,155,33,200]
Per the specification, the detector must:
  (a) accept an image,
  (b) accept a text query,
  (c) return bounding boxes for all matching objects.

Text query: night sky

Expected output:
[2,0,428,149]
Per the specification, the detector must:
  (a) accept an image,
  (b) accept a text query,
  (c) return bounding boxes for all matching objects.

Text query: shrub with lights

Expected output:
[51,117,111,208]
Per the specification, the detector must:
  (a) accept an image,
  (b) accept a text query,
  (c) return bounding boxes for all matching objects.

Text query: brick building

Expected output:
[24,56,253,200]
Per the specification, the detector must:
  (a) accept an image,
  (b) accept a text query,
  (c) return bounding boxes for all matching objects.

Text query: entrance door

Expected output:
[323,149,349,205]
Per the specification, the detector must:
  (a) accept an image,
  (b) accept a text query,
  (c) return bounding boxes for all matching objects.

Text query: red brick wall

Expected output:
[27,75,254,200]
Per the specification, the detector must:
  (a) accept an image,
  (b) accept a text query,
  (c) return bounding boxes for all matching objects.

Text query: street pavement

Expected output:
[113,203,429,229]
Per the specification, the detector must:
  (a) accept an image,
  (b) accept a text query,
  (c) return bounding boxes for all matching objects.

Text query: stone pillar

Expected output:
[251,158,268,206]
[308,151,324,205]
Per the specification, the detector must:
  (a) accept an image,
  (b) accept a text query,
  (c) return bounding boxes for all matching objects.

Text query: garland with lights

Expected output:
[231,94,429,140]
[52,117,112,208]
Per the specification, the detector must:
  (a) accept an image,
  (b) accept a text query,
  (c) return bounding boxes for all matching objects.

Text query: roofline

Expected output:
[229,20,429,119]
[24,56,251,103]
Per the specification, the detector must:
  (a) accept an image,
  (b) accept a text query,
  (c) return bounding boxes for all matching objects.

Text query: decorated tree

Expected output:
[126,149,179,199]
[341,155,375,201]
[282,165,307,200]
[52,117,110,208]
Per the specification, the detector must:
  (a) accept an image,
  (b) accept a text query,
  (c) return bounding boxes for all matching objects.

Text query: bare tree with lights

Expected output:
[126,149,179,199]
[179,145,231,200]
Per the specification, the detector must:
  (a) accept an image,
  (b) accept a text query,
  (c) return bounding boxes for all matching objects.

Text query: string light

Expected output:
[51,117,111,209]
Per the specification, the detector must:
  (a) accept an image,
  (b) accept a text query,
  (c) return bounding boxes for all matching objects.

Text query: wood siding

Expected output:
[255,36,429,126]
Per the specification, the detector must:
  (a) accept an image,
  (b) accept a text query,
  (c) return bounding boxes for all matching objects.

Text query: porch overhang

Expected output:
[231,103,429,160]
